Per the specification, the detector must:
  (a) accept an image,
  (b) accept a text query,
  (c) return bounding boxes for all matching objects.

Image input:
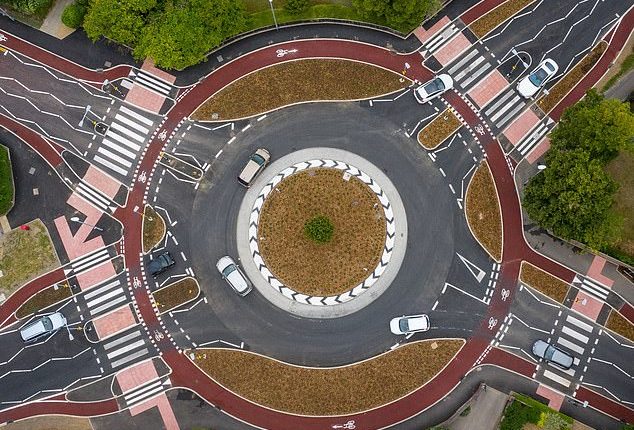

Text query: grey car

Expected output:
[147,252,175,277]
[532,339,574,369]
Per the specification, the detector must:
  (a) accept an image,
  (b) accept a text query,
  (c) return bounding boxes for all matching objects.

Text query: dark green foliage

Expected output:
[352,0,441,31]
[3,0,52,14]
[83,0,157,46]
[284,0,310,15]
[61,2,87,28]
[0,146,14,216]
[304,215,334,244]
[500,398,542,430]
[524,90,634,251]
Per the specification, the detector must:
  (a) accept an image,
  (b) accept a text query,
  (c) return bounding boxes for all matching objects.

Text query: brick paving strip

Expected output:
[536,384,566,411]
[467,68,509,108]
[93,304,137,340]
[125,59,176,114]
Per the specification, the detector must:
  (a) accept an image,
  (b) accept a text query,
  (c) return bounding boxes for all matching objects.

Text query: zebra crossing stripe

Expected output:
[548,362,576,377]
[102,138,136,159]
[556,337,585,355]
[484,90,515,116]
[124,379,163,406]
[105,130,142,151]
[110,122,145,143]
[543,369,572,387]
[107,339,145,359]
[496,99,525,128]
[77,183,111,208]
[448,49,478,74]
[111,348,149,368]
[90,296,127,315]
[561,326,589,344]
[516,123,549,155]
[490,94,521,123]
[134,71,172,96]
[565,315,593,333]
[115,114,150,134]
[425,24,458,53]
[455,55,485,81]
[103,330,141,349]
[98,147,133,168]
[71,248,109,272]
[119,106,154,126]
[461,62,492,89]
[84,280,121,300]
[94,156,128,176]
[86,287,125,308]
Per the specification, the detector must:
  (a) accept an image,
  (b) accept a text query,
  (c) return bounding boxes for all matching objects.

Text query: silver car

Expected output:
[532,339,573,369]
[390,314,430,335]
[20,312,67,342]
[216,256,252,296]
[238,148,270,187]
[517,58,558,98]
[414,74,453,103]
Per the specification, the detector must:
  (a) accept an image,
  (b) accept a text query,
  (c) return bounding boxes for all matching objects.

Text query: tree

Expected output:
[550,89,634,162]
[134,0,247,70]
[352,0,441,31]
[524,149,620,250]
[62,2,87,28]
[83,0,156,47]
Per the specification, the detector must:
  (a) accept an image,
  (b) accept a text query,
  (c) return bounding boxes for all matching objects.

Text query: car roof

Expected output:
[404,314,429,331]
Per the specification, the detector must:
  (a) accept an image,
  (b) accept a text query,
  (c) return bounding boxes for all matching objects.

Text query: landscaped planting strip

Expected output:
[464,161,502,262]
[417,108,462,150]
[142,205,166,254]
[16,283,72,319]
[189,339,464,415]
[519,261,570,303]
[152,277,200,314]
[468,0,536,39]
[605,310,634,343]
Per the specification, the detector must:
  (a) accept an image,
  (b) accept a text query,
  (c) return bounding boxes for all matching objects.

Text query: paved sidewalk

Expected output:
[445,385,507,430]
[39,0,75,39]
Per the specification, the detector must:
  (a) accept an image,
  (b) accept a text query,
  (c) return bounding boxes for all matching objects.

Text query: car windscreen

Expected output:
[399,319,409,332]
[251,154,265,165]
[529,68,549,86]
[423,78,444,94]
[222,265,237,277]
[42,317,53,331]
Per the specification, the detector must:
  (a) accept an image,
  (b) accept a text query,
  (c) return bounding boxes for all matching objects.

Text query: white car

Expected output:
[390,314,430,335]
[414,74,453,103]
[517,58,558,98]
[20,312,67,342]
[216,256,252,296]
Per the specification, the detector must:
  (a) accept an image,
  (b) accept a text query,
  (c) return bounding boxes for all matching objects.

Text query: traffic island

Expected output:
[537,41,607,114]
[465,161,502,262]
[468,0,536,39]
[519,262,570,303]
[191,59,410,121]
[417,109,462,150]
[0,219,60,303]
[152,277,200,314]
[142,205,166,254]
[257,168,386,297]
[188,339,464,415]
[0,145,14,216]
[16,282,72,318]
[605,310,634,342]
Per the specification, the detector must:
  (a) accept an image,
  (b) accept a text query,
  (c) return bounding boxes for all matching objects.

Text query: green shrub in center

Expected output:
[304,215,334,244]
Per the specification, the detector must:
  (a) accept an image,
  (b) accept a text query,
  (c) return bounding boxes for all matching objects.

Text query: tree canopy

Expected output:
[83,0,156,47]
[352,0,441,31]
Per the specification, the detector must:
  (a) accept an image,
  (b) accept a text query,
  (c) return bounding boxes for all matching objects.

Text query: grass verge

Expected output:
[468,0,535,39]
[417,109,462,150]
[604,151,634,261]
[258,168,385,296]
[602,47,634,92]
[0,219,59,298]
[152,277,200,314]
[465,161,503,262]
[501,393,572,430]
[142,205,166,254]
[2,415,91,430]
[0,145,14,216]
[605,310,634,343]
[519,261,570,303]
[537,42,607,114]
[190,339,464,415]
[191,59,409,121]
[16,283,72,319]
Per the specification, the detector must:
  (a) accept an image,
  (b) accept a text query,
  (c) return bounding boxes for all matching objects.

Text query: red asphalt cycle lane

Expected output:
[0,397,118,423]
[0,29,131,85]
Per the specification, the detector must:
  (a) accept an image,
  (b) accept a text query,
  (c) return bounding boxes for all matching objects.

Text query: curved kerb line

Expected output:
[248,159,396,305]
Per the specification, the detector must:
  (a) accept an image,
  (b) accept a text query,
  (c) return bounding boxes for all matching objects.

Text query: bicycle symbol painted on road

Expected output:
[276,48,298,58]
[138,171,147,184]
[475,124,485,135]
[153,329,165,341]
[0,34,7,42]
[501,288,510,301]
[133,276,141,289]
[158,130,168,141]
[332,420,356,429]
[488,317,498,330]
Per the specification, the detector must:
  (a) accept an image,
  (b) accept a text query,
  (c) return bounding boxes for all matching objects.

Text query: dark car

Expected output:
[147,252,175,277]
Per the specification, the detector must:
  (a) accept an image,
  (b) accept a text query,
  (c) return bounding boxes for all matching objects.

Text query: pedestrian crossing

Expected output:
[420,22,460,57]
[482,88,526,129]
[514,118,554,157]
[572,274,610,301]
[447,47,494,92]
[129,69,173,97]
[93,105,154,178]
[83,279,128,317]
[102,328,151,369]
[64,247,112,277]
[540,314,593,390]
[123,376,171,409]
[76,182,116,213]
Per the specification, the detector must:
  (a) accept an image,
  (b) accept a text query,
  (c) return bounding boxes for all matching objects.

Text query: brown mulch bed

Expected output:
[417,109,462,150]
[537,41,607,114]
[142,205,166,254]
[519,262,570,303]
[258,168,386,296]
[152,277,200,314]
[190,339,464,415]
[605,310,634,343]
[465,161,502,262]
[468,0,536,39]
[16,283,72,318]
[191,59,409,121]
[3,415,91,430]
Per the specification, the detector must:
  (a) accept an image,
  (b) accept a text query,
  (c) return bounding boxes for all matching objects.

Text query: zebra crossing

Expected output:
[482,88,526,129]
[129,69,174,98]
[540,314,594,390]
[76,181,117,213]
[420,22,460,58]
[102,328,151,370]
[64,247,113,277]
[572,275,611,301]
[514,118,554,157]
[83,278,128,317]
[446,46,495,92]
[122,376,171,409]
[93,105,154,178]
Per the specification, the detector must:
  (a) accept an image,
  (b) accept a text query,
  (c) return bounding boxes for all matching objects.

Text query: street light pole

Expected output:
[65,322,74,341]
[268,0,278,30]
[70,216,104,232]
[78,105,92,128]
